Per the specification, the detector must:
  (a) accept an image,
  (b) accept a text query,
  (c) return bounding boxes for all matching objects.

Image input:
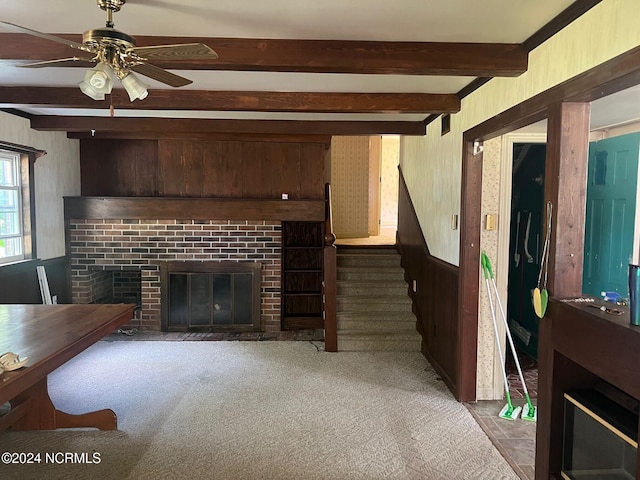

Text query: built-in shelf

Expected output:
[281,222,324,330]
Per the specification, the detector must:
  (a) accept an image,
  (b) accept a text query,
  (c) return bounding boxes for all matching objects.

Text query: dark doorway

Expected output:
[507,142,546,362]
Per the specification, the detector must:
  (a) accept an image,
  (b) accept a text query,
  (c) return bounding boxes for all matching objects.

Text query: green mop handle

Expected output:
[481,251,494,279]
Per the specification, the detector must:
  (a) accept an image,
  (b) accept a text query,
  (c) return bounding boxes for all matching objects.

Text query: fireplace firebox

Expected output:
[160,261,261,332]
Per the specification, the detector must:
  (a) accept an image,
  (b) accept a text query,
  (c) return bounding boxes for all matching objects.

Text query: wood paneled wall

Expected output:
[397,168,461,398]
[80,139,327,199]
[0,257,70,304]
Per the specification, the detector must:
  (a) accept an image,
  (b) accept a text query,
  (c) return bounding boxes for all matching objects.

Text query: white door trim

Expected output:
[493,132,547,399]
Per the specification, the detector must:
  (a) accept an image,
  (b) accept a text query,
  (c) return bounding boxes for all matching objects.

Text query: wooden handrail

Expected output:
[324,183,336,247]
[323,183,337,352]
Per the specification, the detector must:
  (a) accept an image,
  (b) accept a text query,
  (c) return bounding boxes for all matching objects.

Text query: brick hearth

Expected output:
[68,219,282,331]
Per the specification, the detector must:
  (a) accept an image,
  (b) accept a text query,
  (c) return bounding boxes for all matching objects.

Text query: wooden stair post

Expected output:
[323,183,338,352]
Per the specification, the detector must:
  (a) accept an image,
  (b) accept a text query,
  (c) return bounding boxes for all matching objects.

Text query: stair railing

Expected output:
[323,182,338,352]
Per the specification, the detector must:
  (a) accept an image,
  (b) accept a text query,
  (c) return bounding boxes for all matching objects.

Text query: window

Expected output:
[0,144,38,265]
[0,142,42,266]
[0,150,23,263]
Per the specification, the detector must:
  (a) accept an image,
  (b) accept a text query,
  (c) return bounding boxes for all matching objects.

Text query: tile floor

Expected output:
[468,349,538,479]
[466,400,537,480]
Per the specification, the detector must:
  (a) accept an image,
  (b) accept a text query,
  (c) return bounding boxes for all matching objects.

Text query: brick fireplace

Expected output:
[68,219,282,331]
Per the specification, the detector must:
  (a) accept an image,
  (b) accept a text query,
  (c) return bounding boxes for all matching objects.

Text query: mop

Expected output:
[481,252,521,421]
[482,251,537,422]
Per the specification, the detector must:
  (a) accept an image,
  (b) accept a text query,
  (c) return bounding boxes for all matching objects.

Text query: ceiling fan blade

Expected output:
[0,21,88,51]
[130,63,193,87]
[20,57,97,68]
[131,43,218,60]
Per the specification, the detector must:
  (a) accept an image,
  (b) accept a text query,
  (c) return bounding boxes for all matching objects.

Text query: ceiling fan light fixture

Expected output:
[120,72,149,102]
[78,63,114,100]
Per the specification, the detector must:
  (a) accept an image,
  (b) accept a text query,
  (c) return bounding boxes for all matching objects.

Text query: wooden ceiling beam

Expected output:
[0,86,460,114]
[67,131,333,144]
[0,33,527,76]
[30,115,426,136]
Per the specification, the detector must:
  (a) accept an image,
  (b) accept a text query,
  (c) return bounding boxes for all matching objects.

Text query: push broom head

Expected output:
[499,403,522,421]
[498,392,522,421]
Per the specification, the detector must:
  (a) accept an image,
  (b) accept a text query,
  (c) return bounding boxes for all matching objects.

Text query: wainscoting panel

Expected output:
[0,256,70,304]
[397,169,461,398]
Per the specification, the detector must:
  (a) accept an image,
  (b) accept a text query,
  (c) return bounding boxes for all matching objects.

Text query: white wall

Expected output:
[400,0,640,265]
[0,111,81,259]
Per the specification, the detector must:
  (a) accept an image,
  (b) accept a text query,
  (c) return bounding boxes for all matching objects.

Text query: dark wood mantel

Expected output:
[64,196,325,221]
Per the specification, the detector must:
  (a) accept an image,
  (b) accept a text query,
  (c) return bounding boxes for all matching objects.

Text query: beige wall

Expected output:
[381,136,399,228]
[476,137,503,399]
[399,0,640,400]
[331,136,370,238]
[0,111,80,259]
[400,0,640,265]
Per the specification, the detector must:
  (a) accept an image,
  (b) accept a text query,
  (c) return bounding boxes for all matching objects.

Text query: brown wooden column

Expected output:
[457,139,482,402]
[543,101,590,298]
[536,101,590,480]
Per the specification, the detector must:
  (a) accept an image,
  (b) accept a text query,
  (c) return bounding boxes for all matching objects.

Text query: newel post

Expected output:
[323,183,338,352]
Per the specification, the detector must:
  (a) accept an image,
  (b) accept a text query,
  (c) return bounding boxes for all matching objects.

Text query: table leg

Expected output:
[8,377,117,431]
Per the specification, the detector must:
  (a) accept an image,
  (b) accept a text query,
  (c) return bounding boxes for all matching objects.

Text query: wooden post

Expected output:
[536,101,590,480]
[323,183,338,352]
[543,102,590,298]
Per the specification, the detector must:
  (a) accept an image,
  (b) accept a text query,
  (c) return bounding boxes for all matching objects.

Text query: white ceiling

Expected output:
[0,0,573,42]
[1,0,636,130]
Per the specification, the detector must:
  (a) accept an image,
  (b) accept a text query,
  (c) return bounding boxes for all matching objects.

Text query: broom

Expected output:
[482,252,537,422]
[481,252,521,421]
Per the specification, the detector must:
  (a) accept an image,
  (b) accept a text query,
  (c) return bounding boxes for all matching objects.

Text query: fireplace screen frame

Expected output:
[160,261,262,332]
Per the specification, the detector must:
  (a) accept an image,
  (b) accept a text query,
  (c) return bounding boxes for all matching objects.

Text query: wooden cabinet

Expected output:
[536,299,640,479]
[281,222,324,330]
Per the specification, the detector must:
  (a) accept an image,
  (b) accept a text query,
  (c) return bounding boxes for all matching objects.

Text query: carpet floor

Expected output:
[0,341,518,480]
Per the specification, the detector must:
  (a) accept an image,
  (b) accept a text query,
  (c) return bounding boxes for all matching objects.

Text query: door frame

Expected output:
[490,132,547,399]
[456,46,640,402]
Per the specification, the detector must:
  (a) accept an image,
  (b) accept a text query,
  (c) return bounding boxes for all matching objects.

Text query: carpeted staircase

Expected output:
[336,246,422,351]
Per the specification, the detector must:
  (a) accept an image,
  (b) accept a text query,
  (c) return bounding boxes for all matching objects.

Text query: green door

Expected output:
[583,132,640,298]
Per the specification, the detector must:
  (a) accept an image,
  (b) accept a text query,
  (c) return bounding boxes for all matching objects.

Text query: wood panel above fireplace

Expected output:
[79,138,328,200]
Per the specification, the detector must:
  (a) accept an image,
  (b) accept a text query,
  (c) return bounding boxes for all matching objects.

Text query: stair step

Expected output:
[337,247,398,255]
[337,281,408,296]
[337,254,401,268]
[334,248,419,352]
[337,332,422,352]
[337,265,404,278]
[337,311,416,322]
[338,313,416,331]
[337,295,412,312]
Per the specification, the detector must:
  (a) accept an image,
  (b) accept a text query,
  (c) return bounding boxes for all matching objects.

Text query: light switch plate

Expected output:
[485,214,498,231]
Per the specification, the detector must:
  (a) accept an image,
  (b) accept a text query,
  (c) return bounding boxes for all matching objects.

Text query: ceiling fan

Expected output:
[0,0,218,101]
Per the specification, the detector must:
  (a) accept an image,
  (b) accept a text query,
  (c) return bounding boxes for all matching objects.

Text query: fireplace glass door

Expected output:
[161,262,261,332]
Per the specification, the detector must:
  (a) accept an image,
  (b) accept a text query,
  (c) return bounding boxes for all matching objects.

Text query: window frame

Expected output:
[0,142,40,266]
[0,150,24,263]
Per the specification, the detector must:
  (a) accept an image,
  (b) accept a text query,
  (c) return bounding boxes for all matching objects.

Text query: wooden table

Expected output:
[0,304,135,431]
